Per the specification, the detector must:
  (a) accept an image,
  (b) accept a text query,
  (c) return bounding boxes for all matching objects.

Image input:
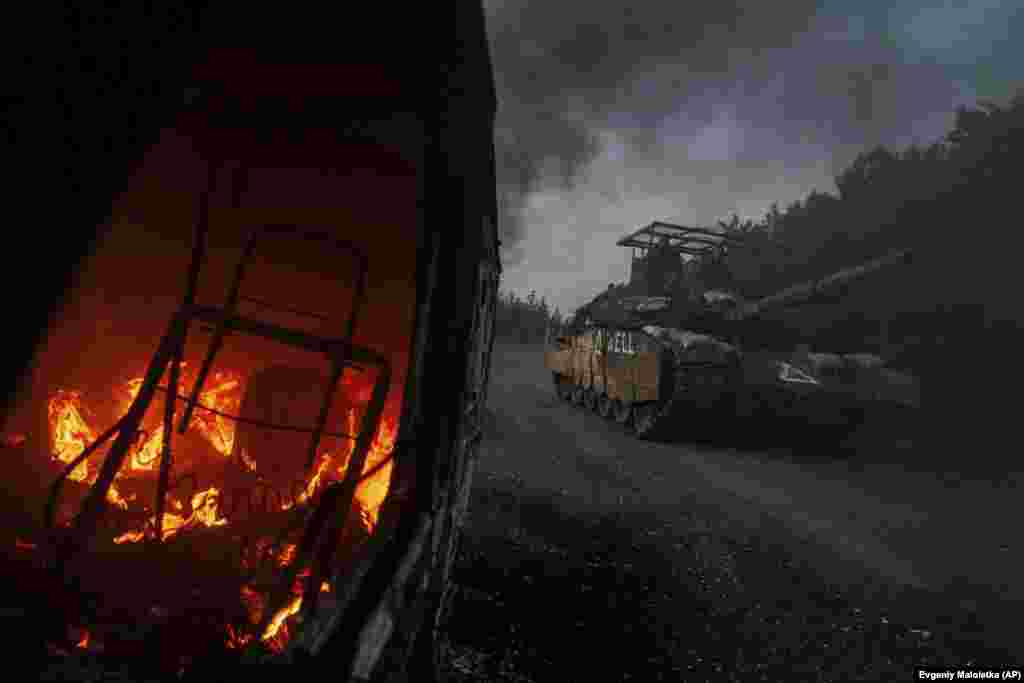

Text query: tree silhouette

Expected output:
[666,89,1023,468]
[494,289,565,345]
[494,92,1023,466]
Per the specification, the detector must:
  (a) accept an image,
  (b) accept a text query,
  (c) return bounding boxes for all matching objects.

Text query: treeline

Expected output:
[494,290,566,344]
[697,92,1024,304]
[689,92,1024,463]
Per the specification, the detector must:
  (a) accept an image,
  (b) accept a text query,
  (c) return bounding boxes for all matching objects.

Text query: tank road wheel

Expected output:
[597,394,613,419]
[571,385,585,406]
[612,399,632,426]
[553,373,572,401]
[583,387,598,412]
[632,402,665,440]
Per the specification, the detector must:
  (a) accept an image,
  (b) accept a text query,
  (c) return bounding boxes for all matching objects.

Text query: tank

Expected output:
[545,221,917,442]
[2,3,499,682]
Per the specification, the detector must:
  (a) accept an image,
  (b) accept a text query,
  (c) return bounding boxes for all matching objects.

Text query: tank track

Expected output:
[554,352,871,448]
[552,363,738,442]
[632,363,739,440]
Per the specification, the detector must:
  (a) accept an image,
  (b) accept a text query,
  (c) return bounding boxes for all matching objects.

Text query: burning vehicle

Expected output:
[1,2,498,681]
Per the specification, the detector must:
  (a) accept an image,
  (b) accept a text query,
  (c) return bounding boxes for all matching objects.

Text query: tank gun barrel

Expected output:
[727,249,913,321]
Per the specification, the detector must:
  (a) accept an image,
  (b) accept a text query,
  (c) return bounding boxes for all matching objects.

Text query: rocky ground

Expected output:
[440,473,1016,682]
[438,342,1019,682]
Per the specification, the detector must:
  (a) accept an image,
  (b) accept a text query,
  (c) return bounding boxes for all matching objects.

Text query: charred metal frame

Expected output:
[42,159,397,658]
[24,1,499,679]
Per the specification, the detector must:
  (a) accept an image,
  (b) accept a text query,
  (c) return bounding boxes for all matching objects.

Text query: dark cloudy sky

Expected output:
[483,0,1023,314]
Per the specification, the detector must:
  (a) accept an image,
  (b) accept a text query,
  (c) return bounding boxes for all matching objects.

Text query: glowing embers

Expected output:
[226,543,334,654]
[112,487,228,544]
[47,390,97,483]
[74,628,90,650]
[42,364,397,657]
[47,390,133,509]
[120,363,244,468]
[44,364,396,534]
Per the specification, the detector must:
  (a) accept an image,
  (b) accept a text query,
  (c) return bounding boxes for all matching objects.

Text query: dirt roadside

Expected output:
[441,342,1020,681]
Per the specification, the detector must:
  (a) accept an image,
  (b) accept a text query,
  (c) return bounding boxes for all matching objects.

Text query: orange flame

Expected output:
[47,364,398,656]
[47,390,96,483]
[48,390,133,509]
[129,425,163,473]
[262,594,303,647]
[277,543,298,568]
[225,586,263,650]
[122,365,244,462]
[238,447,257,473]
[281,457,332,512]
[351,416,396,529]
[76,630,90,649]
[228,583,286,651]
[225,624,253,650]
[105,485,132,511]
[113,487,227,544]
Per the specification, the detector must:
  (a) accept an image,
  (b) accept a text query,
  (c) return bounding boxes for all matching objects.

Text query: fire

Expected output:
[48,375,395,532]
[261,565,316,649]
[113,487,227,544]
[225,624,253,650]
[76,629,90,649]
[327,408,395,528]
[252,432,392,649]
[238,447,257,473]
[227,581,300,652]
[45,363,399,655]
[105,485,132,511]
[122,364,243,463]
[277,543,298,568]
[262,594,303,646]
[58,625,100,653]
[129,425,163,473]
[225,584,264,649]
[47,390,96,483]
[190,487,229,527]
[350,417,396,529]
[281,456,332,511]
[188,371,242,455]
[48,390,133,509]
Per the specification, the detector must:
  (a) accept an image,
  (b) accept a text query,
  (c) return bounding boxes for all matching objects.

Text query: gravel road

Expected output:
[442,342,1020,682]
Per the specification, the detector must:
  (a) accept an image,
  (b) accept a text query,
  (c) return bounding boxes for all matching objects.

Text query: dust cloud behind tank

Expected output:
[546,221,918,445]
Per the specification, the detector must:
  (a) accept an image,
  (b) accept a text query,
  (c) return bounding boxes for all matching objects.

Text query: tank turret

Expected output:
[586,221,911,344]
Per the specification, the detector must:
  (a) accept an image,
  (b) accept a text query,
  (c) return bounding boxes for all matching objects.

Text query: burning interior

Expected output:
[1,103,423,675]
